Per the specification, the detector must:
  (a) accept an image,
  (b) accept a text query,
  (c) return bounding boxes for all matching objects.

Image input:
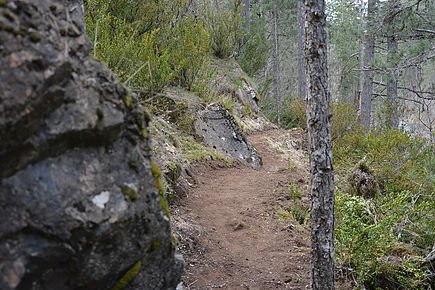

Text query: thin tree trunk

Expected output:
[413,65,433,144]
[358,0,377,129]
[304,0,335,288]
[384,0,400,129]
[357,0,366,121]
[272,5,282,127]
[387,33,399,128]
[297,0,307,100]
[258,0,263,17]
[243,0,250,19]
[358,0,365,84]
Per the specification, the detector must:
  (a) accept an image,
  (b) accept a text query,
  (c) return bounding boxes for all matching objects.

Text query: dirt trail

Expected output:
[174,129,312,290]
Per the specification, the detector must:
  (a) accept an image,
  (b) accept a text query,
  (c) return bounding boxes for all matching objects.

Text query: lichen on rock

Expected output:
[0,1,182,289]
[195,104,263,169]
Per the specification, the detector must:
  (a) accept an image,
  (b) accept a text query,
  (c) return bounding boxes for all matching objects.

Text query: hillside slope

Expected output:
[148,57,275,200]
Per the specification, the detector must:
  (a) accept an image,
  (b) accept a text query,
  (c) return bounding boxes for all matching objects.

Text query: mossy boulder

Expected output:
[0,1,182,289]
[147,87,203,136]
[208,57,260,115]
[195,104,262,169]
[205,57,274,134]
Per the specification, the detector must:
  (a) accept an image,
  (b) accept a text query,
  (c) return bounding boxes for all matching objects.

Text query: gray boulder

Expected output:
[0,1,182,289]
[195,104,262,169]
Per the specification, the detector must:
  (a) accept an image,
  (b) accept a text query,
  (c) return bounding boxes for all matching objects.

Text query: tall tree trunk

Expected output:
[358,0,377,129]
[258,0,263,17]
[385,0,400,129]
[358,0,365,89]
[272,5,282,127]
[357,0,366,122]
[297,0,307,100]
[386,33,399,128]
[243,0,250,19]
[304,0,335,289]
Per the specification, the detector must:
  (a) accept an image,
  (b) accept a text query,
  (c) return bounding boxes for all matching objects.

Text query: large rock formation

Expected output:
[195,104,262,169]
[0,1,182,289]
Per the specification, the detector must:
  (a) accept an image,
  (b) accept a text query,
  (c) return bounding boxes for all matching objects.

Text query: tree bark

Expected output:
[258,0,263,17]
[304,0,335,289]
[358,0,377,129]
[243,0,250,19]
[386,0,400,129]
[297,0,307,100]
[387,33,399,128]
[272,5,282,127]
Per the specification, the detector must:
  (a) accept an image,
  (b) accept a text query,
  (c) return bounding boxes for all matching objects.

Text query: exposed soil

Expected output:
[172,129,314,290]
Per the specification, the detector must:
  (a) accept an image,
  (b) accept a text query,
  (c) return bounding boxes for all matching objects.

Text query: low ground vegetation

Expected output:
[333,128,434,288]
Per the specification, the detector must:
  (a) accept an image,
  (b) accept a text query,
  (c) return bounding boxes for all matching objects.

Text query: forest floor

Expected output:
[172,129,319,290]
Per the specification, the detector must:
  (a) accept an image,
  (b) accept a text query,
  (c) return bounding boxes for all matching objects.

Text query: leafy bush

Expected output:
[330,102,358,140]
[201,0,270,77]
[283,97,307,129]
[279,98,357,134]
[260,96,303,129]
[276,184,309,225]
[336,190,433,288]
[85,0,210,94]
[334,129,433,195]
[334,129,434,288]
[169,17,210,89]
[203,0,244,59]
[236,6,270,77]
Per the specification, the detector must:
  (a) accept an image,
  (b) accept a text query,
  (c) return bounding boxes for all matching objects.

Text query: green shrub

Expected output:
[85,0,210,94]
[279,98,358,137]
[330,102,358,140]
[334,129,434,288]
[268,96,305,130]
[201,0,270,77]
[236,5,270,77]
[334,129,433,195]
[283,97,307,129]
[335,190,433,288]
[275,184,309,225]
[203,0,243,59]
[165,15,210,90]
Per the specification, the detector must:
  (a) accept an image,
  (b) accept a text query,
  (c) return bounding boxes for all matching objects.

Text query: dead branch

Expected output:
[373,81,435,100]
[416,28,435,35]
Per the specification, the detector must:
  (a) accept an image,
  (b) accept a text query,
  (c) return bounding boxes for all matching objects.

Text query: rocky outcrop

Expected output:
[195,104,262,169]
[208,57,260,115]
[0,1,182,289]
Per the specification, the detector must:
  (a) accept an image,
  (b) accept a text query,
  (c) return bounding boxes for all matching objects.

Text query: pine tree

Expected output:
[304,0,335,288]
[358,0,378,129]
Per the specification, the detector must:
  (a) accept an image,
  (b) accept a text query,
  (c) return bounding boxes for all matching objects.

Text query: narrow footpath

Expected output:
[173,129,313,290]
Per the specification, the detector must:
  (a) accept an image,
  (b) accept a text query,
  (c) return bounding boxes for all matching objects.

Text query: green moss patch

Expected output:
[121,184,138,201]
[148,239,162,253]
[111,261,142,290]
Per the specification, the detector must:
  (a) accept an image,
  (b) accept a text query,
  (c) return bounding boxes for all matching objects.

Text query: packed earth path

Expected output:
[173,129,314,290]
